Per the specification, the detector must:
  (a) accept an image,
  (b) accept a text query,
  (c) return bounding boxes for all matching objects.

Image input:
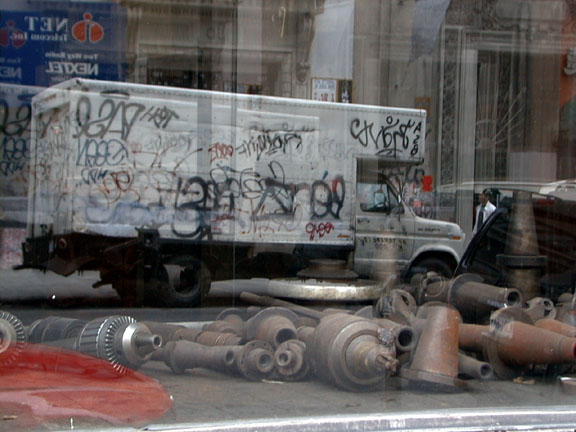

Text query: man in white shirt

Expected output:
[473,189,496,235]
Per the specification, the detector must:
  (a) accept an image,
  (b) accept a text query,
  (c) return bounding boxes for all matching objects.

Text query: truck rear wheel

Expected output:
[156,257,211,307]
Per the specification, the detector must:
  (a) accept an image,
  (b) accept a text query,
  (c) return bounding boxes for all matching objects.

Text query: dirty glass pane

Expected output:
[1,0,575,431]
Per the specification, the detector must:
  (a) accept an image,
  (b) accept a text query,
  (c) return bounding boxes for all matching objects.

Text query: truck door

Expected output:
[353,159,415,278]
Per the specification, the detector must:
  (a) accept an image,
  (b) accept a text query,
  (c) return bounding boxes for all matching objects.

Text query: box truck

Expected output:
[20,79,465,306]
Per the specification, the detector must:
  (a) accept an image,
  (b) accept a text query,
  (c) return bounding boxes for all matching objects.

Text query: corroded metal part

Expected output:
[447,274,523,322]
[240,291,326,321]
[267,278,385,301]
[555,294,576,325]
[203,320,243,335]
[0,310,27,366]
[458,323,489,353]
[482,306,574,379]
[262,258,385,301]
[308,313,398,392]
[458,352,494,380]
[142,321,201,345]
[143,321,242,350]
[526,297,557,321]
[353,306,374,318]
[27,317,86,343]
[215,308,246,334]
[244,307,298,348]
[274,339,309,381]
[161,340,236,375]
[374,318,416,352]
[486,321,576,373]
[414,272,450,305]
[497,190,547,301]
[77,316,162,373]
[296,326,315,345]
[233,340,275,381]
[489,306,533,331]
[194,331,242,346]
[400,305,467,391]
[296,259,358,280]
[373,289,418,323]
[535,319,576,338]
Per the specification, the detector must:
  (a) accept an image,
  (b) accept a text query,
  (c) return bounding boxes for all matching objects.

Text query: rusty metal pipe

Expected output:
[494,321,576,366]
[160,340,236,374]
[374,318,416,352]
[458,323,489,352]
[535,319,576,338]
[141,321,202,344]
[449,280,522,320]
[194,331,242,346]
[458,352,494,380]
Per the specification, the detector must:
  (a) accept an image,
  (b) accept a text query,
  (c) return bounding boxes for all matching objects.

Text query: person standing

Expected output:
[473,189,496,235]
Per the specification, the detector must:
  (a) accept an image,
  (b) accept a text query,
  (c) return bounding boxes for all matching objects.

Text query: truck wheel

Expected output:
[156,257,211,307]
[409,257,454,280]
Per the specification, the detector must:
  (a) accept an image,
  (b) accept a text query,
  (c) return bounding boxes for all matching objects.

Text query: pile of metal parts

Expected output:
[1,274,575,393]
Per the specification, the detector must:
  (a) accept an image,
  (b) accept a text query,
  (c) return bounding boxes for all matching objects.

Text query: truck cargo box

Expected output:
[28,78,426,247]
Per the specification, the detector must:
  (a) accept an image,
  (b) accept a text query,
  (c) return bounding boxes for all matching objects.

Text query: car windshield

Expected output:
[1,1,576,431]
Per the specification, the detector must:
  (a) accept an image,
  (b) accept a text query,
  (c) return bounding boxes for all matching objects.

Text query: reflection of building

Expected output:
[120,0,327,98]
[118,0,575,237]
[1,0,575,249]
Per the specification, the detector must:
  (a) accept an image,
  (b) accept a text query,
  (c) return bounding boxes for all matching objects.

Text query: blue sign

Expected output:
[0,2,126,86]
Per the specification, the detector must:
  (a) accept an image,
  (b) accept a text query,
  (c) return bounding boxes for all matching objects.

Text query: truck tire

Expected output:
[409,257,454,280]
[156,257,211,307]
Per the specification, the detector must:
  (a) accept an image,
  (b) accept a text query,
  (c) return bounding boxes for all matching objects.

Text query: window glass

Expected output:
[1,1,576,431]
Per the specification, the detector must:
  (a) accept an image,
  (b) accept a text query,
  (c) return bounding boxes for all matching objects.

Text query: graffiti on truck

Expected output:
[31,88,427,240]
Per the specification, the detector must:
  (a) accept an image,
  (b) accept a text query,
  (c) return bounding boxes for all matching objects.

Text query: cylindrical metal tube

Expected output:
[535,319,576,338]
[458,324,489,352]
[458,352,494,380]
[374,318,416,352]
[161,340,236,374]
[496,321,576,366]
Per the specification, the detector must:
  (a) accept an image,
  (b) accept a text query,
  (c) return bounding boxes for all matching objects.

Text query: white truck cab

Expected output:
[353,158,465,280]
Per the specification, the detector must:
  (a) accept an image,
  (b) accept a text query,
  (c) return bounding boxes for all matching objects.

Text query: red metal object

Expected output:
[0,343,172,429]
